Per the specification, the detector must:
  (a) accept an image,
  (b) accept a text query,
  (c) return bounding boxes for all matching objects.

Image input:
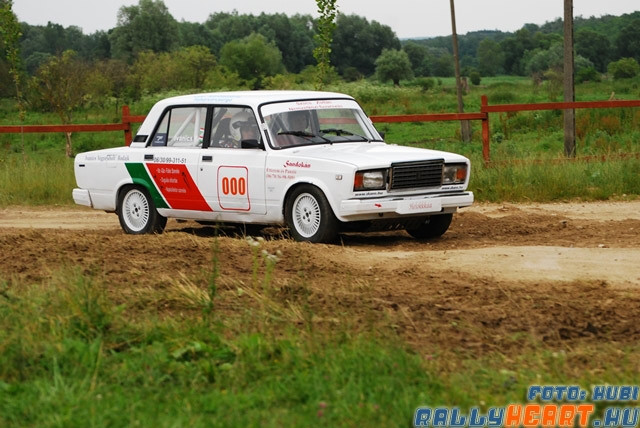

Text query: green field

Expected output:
[1,76,639,206]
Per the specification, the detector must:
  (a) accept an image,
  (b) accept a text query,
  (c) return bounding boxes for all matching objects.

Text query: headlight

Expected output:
[443,163,468,185]
[354,169,387,191]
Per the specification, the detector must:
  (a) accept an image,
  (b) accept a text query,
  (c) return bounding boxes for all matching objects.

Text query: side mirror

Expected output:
[241,139,264,150]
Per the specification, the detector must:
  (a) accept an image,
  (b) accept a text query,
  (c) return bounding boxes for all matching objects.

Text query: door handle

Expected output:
[202,155,213,162]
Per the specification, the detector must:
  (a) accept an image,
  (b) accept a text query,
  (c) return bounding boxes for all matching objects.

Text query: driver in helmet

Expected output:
[275,110,311,147]
[230,110,260,146]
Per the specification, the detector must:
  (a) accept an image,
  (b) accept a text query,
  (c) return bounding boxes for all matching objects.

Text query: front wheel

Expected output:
[117,186,167,234]
[285,185,338,243]
[406,213,453,240]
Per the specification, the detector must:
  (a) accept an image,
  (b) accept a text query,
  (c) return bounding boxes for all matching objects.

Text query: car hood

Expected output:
[281,142,469,169]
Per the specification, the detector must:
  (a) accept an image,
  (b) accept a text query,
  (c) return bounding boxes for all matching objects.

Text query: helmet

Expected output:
[230,110,259,141]
[286,110,310,131]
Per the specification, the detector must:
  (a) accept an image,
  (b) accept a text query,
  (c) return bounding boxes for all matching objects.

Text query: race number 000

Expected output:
[221,176,246,196]
[217,166,250,211]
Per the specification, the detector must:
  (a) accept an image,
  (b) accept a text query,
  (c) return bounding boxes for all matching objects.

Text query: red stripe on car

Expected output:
[146,163,212,211]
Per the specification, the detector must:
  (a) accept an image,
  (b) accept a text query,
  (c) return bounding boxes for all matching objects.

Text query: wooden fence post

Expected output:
[481,95,490,164]
[122,105,132,146]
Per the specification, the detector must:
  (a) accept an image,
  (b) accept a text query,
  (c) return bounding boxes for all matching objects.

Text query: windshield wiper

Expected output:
[320,128,369,142]
[278,131,331,143]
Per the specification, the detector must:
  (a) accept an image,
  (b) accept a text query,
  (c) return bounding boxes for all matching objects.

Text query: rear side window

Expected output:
[151,107,207,147]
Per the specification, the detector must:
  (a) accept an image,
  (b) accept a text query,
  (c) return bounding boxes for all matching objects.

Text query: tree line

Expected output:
[2,0,640,104]
[407,11,640,81]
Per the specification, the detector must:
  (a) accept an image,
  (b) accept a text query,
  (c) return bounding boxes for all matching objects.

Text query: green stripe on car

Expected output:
[124,163,169,209]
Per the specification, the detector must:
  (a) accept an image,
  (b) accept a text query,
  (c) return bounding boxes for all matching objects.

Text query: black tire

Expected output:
[406,213,453,240]
[117,186,167,234]
[284,185,338,243]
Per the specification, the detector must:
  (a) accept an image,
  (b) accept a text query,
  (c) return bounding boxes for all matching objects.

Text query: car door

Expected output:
[143,105,212,213]
[197,106,267,215]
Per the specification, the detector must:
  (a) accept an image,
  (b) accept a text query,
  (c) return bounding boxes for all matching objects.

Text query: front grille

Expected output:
[390,159,444,190]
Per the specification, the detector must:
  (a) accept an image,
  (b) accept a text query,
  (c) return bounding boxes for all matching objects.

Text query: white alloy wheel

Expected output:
[285,185,338,243]
[121,188,151,233]
[292,192,322,238]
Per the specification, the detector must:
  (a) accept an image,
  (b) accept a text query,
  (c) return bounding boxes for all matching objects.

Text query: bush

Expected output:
[489,90,516,103]
[607,58,640,79]
[412,77,436,92]
[469,71,481,86]
[576,66,601,83]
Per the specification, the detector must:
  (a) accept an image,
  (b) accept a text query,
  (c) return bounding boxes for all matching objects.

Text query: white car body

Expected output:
[73,90,473,242]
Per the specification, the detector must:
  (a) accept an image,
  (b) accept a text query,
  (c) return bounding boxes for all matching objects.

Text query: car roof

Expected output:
[153,90,355,109]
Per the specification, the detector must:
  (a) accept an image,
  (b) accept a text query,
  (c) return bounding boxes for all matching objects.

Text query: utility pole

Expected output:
[563,0,576,157]
[450,0,471,142]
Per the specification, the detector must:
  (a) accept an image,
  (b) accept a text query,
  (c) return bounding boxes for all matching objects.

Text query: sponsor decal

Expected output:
[283,160,311,169]
[88,154,129,162]
[147,163,211,211]
[266,167,298,180]
[125,162,211,211]
[414,385,640,427]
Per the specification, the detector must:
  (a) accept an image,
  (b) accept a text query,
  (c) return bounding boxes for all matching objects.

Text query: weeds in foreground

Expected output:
[1,239,639,427]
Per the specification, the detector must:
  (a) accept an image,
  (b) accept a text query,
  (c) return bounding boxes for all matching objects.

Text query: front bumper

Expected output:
[339,191,474,219]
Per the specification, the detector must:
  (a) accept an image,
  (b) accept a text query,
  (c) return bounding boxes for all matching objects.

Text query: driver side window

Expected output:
[209,107,259,149]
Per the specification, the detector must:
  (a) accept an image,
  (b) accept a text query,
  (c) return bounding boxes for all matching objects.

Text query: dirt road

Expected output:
[1,201,639,355]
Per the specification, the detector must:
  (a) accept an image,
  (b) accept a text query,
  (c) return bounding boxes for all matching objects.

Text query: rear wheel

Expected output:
[118,186,167,234]
[285,185,338,243]
[406,213,453,239]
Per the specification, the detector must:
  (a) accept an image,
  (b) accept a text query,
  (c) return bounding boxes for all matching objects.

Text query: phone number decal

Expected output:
[152,156,187,164]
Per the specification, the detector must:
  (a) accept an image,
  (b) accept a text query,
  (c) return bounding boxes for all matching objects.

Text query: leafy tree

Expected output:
[205,12,255,54]
[31,50,88,157]
[615,19,640,62]
[576,29,610,72]
[608,57,640,79]
[109,0,178,62]
[477,39,504,76]
[0,0,27,139]
[128,46,214,95]
[500,28,535,75]
[219,33,284,89]
[375,48,413,86]
[402,41,431,77]
[525,43,564,75]
[86,59,130,110]
[177,21,217,53]
[331,14,400,77]
[204,12,315,74]
[313,0,338,89]
[432,53,454,77]
[260,13,314,74]
[175,45,216,89]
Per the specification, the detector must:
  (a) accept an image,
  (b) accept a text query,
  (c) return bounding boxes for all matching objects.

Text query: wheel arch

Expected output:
[116,177,167,212]
[281,179,338,219]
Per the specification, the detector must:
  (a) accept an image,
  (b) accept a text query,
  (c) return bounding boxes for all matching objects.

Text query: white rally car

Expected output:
[73,91,473,243]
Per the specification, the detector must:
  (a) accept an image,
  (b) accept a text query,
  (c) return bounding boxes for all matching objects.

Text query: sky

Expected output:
[11,0,640,39]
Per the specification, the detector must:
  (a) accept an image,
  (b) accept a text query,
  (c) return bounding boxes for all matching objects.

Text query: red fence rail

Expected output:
[1,98,639,163]
[0,106,145,146]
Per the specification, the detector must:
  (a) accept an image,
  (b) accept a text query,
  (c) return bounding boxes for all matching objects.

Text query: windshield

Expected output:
[261,99,382,149]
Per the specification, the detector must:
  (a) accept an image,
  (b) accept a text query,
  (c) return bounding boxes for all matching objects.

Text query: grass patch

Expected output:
[2,249,639,427]
[0,153,76,206]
